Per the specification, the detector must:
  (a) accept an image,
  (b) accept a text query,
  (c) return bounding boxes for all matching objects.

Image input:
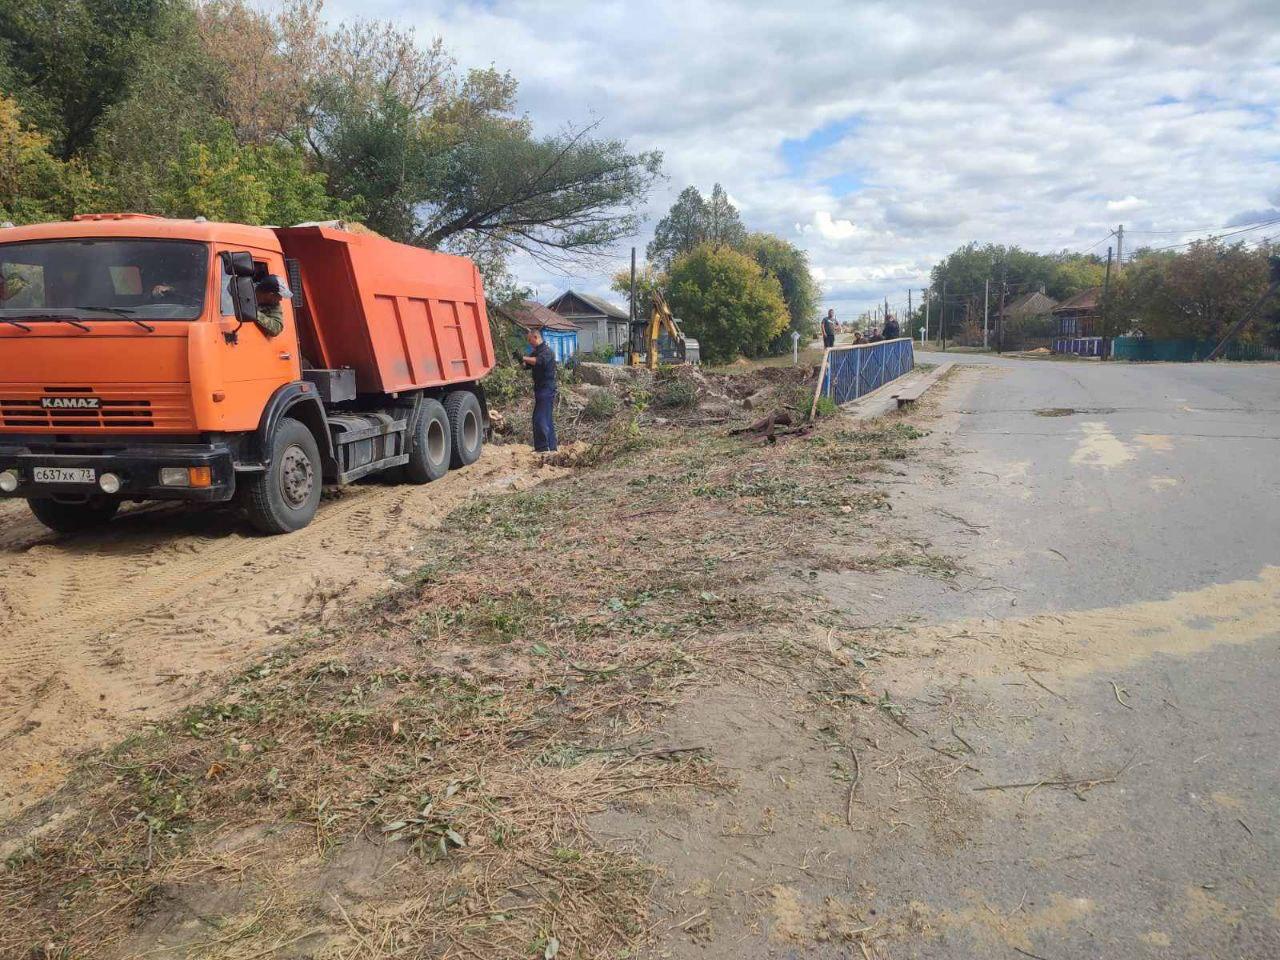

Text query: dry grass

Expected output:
[0,407,930,960]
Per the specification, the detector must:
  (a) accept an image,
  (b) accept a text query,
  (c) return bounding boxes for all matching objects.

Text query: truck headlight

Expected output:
[99,472,122,494]
[159,467,212,487]
[159,467,191,487]
[0,470,18,492]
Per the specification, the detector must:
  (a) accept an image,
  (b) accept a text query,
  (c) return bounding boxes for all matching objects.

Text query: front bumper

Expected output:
[0,440,238,502]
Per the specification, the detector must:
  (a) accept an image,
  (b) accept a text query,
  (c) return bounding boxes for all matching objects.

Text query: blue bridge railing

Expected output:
[812,338,915,413]
[1053,336,1108,357]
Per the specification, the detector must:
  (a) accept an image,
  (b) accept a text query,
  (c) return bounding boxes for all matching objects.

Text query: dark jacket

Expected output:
[529,341,557,393]
[882,318,900,339]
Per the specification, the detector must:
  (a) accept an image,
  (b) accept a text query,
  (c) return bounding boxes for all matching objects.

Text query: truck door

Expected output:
[214,250,301,431]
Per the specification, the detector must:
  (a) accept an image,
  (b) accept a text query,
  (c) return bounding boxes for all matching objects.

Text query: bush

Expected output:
[582,391,619,421]
[483,365,528,407]
[812,395,839,419]
[563,414,647,467]
[653,370,699,409]
[583,344,621,364]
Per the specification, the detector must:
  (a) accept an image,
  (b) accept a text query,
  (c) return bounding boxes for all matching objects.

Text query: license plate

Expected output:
[34,466,96,484]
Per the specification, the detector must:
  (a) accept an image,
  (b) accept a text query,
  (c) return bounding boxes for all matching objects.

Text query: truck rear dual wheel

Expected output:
[243,417,322,534]
[28,496,120,534]
[444,390,483,468]
[403,398,451,484]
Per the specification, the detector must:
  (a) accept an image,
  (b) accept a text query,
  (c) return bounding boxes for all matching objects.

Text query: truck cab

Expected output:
[0,215,494,534]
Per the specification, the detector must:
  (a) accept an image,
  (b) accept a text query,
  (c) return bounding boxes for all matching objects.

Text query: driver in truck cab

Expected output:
[253,274,290,337]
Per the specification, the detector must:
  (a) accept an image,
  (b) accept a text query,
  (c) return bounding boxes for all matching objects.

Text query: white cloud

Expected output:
[1107,196,1149,213]
[324,0,1280,315]
[806,211,865,242]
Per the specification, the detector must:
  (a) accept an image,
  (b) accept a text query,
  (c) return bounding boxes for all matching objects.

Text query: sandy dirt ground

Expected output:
[0,444,564,819]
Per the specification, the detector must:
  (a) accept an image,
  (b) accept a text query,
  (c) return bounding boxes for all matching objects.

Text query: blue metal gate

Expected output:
[815,338,915,408]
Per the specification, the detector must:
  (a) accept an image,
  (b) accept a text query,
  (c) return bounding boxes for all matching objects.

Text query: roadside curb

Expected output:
[840,362,953,421]
[891,362,954,408]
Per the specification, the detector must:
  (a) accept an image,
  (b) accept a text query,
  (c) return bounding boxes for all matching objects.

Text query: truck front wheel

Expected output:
[444,390,484,468]
[28,496,120,534]
[403,398,451,483]
[243,417,322,534]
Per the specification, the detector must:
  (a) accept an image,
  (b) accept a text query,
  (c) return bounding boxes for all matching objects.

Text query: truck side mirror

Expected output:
[223,251,255,278]
[231,275,258,325]
[219,251,258,338]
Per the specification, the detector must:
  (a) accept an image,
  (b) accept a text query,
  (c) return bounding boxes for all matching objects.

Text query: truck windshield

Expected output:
[0,239,209,321]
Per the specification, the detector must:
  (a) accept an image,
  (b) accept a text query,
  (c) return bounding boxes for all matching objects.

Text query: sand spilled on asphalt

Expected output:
[880,566,1280,693]
[0,444,566,819]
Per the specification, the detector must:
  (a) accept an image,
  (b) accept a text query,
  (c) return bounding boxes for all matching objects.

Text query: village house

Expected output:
[1052,287,1103,338]
[546,289,631,354]
[999,289,1059,328]
[492,299,579,362]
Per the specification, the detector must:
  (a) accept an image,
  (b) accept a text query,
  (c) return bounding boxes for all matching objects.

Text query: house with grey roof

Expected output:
[546,289,631,354]
[999,289,1059,327]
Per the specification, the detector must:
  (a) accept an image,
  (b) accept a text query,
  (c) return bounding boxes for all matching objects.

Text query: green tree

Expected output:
[705,183,746,248]
[150,124,346,225]
[310,55,661,272]
[647,183,750,268]
[0,95,94,223]
[1052,256,1107,300]
[929,242,1105,304]
[0,0,175,159]
[414,119,662,266]
[647,186,709,268]
[90,3,230,213]
[1112,241,1271,341]
[668,244,789,363]
[743,232,819,350]
[610,261,667,320]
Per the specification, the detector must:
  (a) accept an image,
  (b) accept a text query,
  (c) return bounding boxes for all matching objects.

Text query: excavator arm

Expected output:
[629,290,685,369]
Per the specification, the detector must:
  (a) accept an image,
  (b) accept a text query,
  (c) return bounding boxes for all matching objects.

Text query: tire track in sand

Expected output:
[0,445,564,818]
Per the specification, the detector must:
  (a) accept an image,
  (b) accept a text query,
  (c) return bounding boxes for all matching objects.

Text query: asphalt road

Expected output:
[850,354,1280,959]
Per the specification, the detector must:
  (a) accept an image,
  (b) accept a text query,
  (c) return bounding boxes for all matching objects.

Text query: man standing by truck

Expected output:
[521,326,558,453]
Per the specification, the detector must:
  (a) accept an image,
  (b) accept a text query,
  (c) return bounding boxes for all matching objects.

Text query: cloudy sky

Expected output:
[327,0,1280,318]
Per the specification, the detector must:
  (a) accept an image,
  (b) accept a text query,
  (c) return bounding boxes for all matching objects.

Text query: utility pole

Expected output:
[908,288,912,331]
[923,289,930,343]
[1101,246,1113,344]
[940,279,948,350]
[629,247,636,326]
[996,276,1007,353]
[983,278,990,350]
[1115,224,1124,273]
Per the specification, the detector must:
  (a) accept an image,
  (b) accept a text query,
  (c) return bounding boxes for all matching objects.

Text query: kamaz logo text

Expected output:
[40,396,101,410]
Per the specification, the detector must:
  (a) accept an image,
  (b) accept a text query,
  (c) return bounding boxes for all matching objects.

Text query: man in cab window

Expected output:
[254,275,291,337]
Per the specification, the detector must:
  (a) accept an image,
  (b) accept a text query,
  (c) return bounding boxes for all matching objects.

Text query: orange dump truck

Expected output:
[0,215,495,534]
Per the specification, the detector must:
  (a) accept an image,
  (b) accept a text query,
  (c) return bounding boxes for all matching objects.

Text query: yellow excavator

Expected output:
[627,290,699,368]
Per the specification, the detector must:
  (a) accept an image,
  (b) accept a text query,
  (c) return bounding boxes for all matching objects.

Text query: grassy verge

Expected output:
[1,410,930,959]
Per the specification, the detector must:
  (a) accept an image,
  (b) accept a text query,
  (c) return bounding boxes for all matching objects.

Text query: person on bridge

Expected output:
[521,326,558,453]
[882,314,901,340]
[821,309,837,348]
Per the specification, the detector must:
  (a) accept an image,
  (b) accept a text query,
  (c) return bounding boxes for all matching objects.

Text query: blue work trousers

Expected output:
[533,389,558,452]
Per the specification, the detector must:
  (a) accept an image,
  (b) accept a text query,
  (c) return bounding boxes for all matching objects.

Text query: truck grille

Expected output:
[0,384,196,432]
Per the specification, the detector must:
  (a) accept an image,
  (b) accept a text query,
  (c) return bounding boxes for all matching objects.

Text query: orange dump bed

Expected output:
[276,225,494,394]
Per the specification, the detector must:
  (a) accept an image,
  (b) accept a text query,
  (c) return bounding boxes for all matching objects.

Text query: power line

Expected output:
[1124,214,1280,235]
[1136,217,1280,253]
